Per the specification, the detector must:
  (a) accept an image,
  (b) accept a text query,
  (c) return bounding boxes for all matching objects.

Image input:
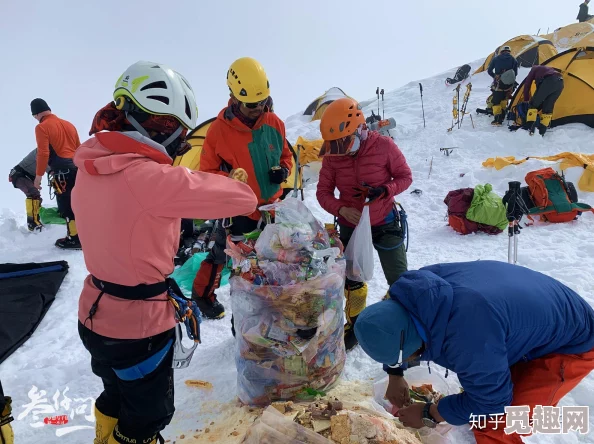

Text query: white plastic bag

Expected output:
[372,366,454,443]
[344,205,374,282]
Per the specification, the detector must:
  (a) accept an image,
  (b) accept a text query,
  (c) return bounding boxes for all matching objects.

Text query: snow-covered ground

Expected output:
[2,59,594,444]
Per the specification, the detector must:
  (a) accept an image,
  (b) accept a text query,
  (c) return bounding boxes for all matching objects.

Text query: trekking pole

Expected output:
[504,181,522,264]
[376,87,380,117]
[380,89,385,119]
[292,144,301,199]
[419,83,426,128]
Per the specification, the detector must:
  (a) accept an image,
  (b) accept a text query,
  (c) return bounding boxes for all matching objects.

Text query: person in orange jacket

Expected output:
[30,98,82,249]
[191,57,293,321]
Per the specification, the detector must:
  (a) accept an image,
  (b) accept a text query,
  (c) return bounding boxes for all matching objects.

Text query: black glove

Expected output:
[269,167,289,184]
[354,183,387,203]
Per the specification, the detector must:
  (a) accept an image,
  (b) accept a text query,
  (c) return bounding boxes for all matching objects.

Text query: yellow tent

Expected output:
[281,136,325,197]
[550,23,594,49]
[303,87,352,121]
[172,117,215,170]
[509,47,594,129]
[474,35,557,74]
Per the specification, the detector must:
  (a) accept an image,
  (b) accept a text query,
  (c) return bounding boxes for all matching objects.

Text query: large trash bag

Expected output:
[230,198,346,406]
[465,184,508,230]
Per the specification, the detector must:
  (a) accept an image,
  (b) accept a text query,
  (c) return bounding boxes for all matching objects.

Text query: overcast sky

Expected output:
[0,0,578,210]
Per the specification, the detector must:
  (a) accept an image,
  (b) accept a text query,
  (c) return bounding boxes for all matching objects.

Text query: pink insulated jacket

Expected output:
[72,131,258,340]
[316,131,412,228]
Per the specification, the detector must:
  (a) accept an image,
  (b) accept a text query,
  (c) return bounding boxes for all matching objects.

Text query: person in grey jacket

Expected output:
[8,149,49,231]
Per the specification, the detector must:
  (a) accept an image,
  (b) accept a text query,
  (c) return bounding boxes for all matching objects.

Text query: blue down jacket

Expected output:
[388,260,594,426]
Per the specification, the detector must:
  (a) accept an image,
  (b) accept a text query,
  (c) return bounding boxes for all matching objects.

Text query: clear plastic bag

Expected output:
[242,406,333,444]
[231,261,346,406]
[344,206,374,282]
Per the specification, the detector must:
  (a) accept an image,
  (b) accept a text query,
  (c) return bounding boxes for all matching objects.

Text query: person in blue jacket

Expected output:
[354,260,594,443]
[487,47,519,126]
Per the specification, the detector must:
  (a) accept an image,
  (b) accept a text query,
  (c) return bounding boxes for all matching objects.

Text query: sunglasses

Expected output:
[386,331,406,369]
[243,98,267,109]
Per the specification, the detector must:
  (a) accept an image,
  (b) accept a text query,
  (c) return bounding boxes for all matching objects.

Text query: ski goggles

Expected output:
[242,98,268,109]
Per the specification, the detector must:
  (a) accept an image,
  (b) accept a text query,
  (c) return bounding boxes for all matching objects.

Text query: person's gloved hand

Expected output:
[269,167,289,184]
[354,183,387,203]
[229,168,248,183]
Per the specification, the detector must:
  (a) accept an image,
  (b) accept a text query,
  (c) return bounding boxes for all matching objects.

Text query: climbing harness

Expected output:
[373,202,409,252]
[84,276,201,370]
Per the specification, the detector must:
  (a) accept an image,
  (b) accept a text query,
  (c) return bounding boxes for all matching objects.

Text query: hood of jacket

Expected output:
[388,269,454,363]
[74,131,172,176]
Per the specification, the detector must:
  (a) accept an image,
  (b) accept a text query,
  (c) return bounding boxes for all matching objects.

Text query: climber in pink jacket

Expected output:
[72,61,257,444]
[316,98,413,352]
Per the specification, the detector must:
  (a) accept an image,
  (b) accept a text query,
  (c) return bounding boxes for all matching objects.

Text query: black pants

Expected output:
[339,218,408,287]
[492,81,514,106]
[530,76,564,114]
[78,322,175,443]
[10,167,41,199]
[52,168,77,221]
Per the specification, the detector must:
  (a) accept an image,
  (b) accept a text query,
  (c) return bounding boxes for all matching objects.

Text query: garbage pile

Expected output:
[227,198,347,406]
[242,398,423,444]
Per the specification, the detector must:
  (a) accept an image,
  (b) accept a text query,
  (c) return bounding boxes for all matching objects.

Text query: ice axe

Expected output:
[419,83,426,128]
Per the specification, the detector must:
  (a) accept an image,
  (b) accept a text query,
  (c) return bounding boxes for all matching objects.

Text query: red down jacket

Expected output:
[316,131,412,228]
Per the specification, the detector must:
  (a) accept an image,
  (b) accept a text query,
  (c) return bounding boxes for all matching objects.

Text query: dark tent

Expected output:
[0,261,69,364]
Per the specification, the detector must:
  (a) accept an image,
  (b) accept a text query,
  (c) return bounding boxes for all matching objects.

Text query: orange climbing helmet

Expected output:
[320,98,366,141]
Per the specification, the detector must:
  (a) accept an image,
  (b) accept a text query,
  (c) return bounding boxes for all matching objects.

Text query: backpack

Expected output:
[500,69,517,86]
[446,64,471,85]
[525,167,594,223]
[508,102,541,127]
[444,188,502,235]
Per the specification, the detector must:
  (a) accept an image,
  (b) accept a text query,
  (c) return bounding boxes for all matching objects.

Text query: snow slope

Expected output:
[2,60,594,444]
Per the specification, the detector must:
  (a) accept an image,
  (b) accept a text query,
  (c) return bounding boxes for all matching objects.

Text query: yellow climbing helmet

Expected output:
[226,57,270,103]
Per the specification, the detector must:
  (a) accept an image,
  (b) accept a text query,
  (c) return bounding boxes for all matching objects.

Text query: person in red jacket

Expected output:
[316,97,413,351]
[30,98,82,249]
[522,65,564,136]
[190,57,293,321]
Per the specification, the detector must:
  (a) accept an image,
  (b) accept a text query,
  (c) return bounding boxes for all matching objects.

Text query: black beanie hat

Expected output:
[31,98,51,115]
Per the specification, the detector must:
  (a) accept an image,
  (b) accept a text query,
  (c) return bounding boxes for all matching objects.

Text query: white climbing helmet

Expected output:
[113,61,198,129]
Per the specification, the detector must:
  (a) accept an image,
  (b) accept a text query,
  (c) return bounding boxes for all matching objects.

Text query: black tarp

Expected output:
[0,261,68,365]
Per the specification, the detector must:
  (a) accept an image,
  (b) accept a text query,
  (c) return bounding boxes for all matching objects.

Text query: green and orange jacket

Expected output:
[199,105,293,221]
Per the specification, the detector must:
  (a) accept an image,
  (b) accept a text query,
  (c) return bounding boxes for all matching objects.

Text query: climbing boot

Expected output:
[194,294,225,320]
[344,281,368,352]
[94,407,118,444]
[25,198,43,232]
[0,396,14,444]
[55,219,82,250]
[538,113,553,136]
[491,105,503,126]
[108,426,164,444]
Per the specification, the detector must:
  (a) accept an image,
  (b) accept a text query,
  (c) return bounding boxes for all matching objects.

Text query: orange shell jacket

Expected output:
[34,114,81,176]
[199,106,293,220]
